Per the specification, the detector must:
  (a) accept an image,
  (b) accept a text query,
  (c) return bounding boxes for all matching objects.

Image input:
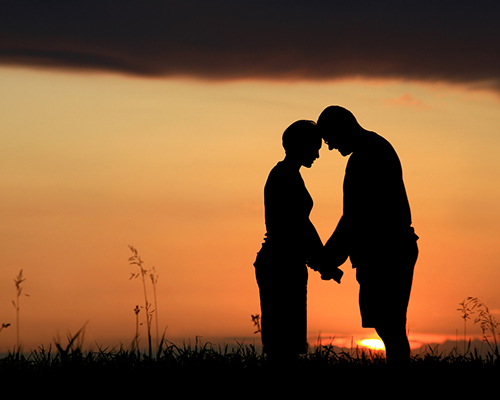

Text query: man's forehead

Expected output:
[320,129,339,139]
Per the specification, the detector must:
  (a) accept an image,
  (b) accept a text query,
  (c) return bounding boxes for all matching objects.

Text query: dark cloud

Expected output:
[1,1,499,90]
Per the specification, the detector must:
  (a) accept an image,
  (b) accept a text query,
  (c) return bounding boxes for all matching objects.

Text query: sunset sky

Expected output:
[1,1,499,352]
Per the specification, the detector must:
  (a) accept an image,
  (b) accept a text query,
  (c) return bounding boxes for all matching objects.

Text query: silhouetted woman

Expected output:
[254,120,339,361]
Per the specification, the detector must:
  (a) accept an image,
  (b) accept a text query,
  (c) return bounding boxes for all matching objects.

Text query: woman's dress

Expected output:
[254,161,322,356]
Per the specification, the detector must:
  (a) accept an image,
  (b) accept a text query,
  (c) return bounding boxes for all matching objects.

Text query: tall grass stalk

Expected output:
[133,305,140,356]
[149,266,159,350]
[128,245,155,357]
[458,297,474,354]
[12,269,28,350]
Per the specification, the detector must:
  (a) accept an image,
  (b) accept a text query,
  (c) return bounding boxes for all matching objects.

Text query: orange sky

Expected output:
[1,66,500,352]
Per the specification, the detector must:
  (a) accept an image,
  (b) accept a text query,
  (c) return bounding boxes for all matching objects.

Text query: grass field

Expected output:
[1,336,498,396]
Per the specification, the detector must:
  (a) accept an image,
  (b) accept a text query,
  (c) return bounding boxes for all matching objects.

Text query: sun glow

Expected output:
[360,339,385,350]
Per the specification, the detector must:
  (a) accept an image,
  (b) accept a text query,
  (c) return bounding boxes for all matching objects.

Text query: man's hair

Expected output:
[317,105,360,129]
[282,120,319,153]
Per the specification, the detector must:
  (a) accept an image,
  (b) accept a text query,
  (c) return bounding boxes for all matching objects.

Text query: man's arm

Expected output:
[324,215,350,267]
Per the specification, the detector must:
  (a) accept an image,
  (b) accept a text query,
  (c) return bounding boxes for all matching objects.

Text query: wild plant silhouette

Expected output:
[12,269,29,350]
[128,245,160,358]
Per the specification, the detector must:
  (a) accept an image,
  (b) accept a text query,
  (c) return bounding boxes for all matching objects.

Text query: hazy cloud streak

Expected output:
[1,1,499,91]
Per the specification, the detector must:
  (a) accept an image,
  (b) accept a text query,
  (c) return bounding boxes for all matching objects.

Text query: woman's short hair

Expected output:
[282,120,320,153]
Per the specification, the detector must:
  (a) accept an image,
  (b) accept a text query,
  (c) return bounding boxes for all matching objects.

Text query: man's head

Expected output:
[317,106,362,156]
[282,119,322,168]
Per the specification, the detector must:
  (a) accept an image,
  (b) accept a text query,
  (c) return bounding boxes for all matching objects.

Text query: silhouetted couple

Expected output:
[254,106,419,366]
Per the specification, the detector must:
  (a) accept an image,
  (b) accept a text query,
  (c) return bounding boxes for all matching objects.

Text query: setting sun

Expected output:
[360,339,385,351]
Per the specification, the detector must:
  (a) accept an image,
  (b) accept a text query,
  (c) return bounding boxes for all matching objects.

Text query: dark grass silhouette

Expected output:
[1,294,499,394]
[0,337,498,396]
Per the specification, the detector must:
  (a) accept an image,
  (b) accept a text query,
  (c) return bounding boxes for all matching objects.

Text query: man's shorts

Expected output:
[356,240,418,328]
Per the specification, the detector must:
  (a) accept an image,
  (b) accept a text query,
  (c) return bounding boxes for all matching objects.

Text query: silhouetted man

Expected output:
[317,105,419,365]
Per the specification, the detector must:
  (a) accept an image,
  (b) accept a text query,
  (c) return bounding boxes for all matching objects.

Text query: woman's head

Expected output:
[282,120,322,168]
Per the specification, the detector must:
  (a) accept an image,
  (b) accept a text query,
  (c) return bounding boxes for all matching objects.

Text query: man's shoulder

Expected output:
[347,132,401,174]
[367,131,392,149]
[359,131,399,160]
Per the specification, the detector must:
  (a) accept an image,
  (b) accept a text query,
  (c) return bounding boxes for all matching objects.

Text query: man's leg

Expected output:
[375,324,410,365]
[376,239,418,365]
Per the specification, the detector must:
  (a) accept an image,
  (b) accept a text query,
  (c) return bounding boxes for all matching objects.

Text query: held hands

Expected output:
[319,266,343,284]
[306,254,344,283]
[316,248,346,284]
[307,241,346,284]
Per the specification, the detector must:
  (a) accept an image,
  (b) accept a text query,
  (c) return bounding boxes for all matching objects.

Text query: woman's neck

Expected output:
[282,154,302,171]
